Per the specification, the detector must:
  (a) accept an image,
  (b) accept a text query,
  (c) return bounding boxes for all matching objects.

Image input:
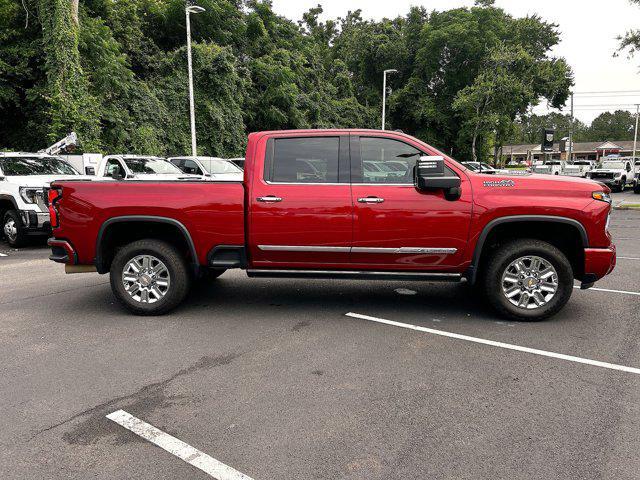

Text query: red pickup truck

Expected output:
[47,129,616,320]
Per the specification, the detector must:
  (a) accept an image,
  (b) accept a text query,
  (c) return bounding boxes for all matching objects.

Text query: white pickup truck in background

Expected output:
[167,156,243,181]
[561,160,594,178]
[0,153,86,247]
[96,155,205,181]
[586,157,636,192]
[532,160,563,175]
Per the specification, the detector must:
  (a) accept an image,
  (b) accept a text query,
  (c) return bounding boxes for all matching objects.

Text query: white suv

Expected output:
[0,152,85,247]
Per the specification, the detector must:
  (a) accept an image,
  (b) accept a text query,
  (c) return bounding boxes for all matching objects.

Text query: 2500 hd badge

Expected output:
[484,179,515,187]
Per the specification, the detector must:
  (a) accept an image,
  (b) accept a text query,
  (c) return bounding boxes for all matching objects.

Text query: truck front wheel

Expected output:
[3,210,26,248]
[482,239,574,321]
[110,239,190,315]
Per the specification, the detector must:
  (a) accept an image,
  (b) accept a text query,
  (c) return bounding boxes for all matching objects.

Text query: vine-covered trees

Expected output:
[0,0,573,160]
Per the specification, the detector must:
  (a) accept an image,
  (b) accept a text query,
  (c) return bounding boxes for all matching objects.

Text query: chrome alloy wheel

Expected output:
[501,255,558,310]
[122,255,170,304]
[4,218,17,242]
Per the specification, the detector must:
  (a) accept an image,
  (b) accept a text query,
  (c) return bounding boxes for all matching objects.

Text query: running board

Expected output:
[246,269,463,282]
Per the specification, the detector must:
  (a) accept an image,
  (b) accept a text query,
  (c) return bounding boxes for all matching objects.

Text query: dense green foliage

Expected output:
[0,0,573,160]
[508,110,637,145]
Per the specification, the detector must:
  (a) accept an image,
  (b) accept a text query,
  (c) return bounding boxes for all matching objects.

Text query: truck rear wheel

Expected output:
[110,239,190,315]
[482,239,573,321]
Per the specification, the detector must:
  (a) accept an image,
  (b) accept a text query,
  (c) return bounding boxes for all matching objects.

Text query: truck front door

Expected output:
[349,134,472,271]
[249,134,352,268]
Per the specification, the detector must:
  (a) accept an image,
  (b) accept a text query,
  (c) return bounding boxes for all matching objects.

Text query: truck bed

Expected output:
[51,180,245,266]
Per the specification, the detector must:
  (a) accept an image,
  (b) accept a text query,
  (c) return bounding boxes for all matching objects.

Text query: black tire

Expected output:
[634,183,640,194]
[481,239,574,321]
[110,239,190,315]
[203,268,226,281]
[3,210,27,247]
[620,179,626,192]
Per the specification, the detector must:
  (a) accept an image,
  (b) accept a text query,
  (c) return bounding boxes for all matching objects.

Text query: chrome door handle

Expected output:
[358,197,385,204]
[257,195,283,203]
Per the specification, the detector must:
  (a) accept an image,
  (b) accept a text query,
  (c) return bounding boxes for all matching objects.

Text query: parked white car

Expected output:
[96,155,204,181]
[532,160,563,175]
[167,156,243,181]
[0,152,86,247]
[561,160,594,178]
[586,158,636,192]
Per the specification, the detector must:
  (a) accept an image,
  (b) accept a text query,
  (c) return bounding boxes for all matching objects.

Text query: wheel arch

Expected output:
[95,216,199,274]
[467,215,588,285]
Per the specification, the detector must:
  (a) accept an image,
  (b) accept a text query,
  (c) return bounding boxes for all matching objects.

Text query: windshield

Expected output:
[598,162,625,170]
[199,158,242,175]
[463,162,479,171]
[123,157,183,174]
[0,156,79,176]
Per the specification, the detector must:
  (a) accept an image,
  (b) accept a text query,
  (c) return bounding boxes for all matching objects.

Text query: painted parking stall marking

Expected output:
[346,312,640,376]
[574,285,640,297]
[0,253,7,257]
[106,410,254,480]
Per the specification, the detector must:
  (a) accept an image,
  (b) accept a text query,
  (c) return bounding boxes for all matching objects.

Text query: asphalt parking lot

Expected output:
[1,192,639,479]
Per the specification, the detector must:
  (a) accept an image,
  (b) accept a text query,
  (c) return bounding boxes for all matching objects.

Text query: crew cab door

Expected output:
[349,134,472,270]
[248,134,352,268]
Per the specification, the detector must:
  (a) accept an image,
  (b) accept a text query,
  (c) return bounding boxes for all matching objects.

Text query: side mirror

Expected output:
[415,156,461,200]
[85,166,95,175]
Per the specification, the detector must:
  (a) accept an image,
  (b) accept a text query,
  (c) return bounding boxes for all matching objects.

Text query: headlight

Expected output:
[592,191,612,203]
[19,187,43,204]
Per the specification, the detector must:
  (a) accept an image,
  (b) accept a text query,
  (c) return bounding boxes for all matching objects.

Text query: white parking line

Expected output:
[574,285,640,297]
[106,410,253,480]
[346,312,640,375]
[618,256,640,260]
[0,253,7,257]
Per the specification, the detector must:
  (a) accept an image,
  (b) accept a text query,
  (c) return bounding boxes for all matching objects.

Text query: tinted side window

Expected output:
[359,137,422,184]
[267,137,339,183]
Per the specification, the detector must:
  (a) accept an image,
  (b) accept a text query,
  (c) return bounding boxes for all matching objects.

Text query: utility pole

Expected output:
[633,104,639,162]
[185,4,205,157]
[382,69,398,130]
[568,92,574,162]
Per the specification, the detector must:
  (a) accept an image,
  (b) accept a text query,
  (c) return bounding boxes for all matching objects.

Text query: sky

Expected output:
[270,0,640,124]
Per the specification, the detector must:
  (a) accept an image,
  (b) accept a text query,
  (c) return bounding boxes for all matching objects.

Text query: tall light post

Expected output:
[186,4,205,157]
[382,69,398,130]
[633,104,639,162]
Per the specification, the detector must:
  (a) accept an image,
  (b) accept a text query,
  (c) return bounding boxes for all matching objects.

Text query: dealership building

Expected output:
[501,140,638,164]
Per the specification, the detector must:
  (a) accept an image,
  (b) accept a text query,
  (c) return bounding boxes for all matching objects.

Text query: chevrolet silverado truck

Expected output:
[47,129,616,320]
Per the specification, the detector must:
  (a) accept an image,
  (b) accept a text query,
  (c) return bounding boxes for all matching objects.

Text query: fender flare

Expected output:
[466,215,589,285]
[95,215,199,274]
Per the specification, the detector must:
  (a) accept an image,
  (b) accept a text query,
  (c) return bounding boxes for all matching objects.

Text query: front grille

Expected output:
[592,172,614,179]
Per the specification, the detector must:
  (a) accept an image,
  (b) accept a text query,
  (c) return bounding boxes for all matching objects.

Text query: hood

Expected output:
[127,173,205,181]
[592,169,623,174]
[472,171,607,194]
[4,174,92,187]
[208,173,243,181]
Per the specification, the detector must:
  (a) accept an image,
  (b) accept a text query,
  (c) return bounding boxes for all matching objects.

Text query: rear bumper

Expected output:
[47,238,77,264]
[581,245,616,288]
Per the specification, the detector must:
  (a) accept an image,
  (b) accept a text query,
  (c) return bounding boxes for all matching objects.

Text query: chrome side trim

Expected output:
[258,245,457,254]
[258,245,351,253]
[351,247,458,254]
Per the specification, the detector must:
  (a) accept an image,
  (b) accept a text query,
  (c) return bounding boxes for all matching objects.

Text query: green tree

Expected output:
[586,110,635,141]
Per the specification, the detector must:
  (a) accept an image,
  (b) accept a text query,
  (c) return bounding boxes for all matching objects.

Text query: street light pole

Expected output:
[382,69,398,130]
[568,92,574,162]
[185,5,205,157]
[633,104,639,162]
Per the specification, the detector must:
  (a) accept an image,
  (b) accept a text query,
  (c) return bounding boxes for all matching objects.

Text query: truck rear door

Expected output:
[349,133,472,270]
[248,134,352,268]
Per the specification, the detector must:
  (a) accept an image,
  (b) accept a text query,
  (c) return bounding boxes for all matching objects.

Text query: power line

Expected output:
[573,90,640,95]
